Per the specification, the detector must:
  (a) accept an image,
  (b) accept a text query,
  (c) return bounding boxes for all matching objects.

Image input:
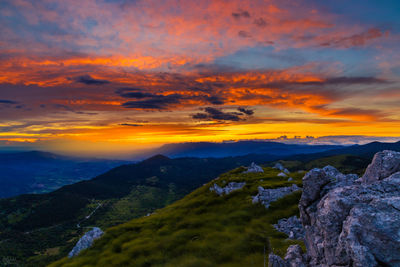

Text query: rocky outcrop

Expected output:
[69,227,104,257]
[269,245,307,267]
[252,184,300,209]
[210,182,246,196]
[271,151,400,267]
[273,216,304,240]
[244,162,264,173]
[274,163,290,174]
[278,172,288,177]
[361,150,400,183]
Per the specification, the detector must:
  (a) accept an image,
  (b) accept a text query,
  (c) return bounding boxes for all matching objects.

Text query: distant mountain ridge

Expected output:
[146,141,343,158]
[0,151,127,198]
[283,141,400,162]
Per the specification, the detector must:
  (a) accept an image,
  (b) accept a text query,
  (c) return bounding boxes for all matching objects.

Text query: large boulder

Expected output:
[272,151,400,267]
[361,150,400,183]
[244,162,264,173]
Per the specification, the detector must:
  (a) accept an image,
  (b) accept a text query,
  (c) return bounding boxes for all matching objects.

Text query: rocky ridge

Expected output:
[210,182,246,196]
[269,150,400,267]
[252,184,301,209]
[244,162,264,173]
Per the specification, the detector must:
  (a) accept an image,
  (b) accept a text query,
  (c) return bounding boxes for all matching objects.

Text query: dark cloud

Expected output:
[320,28,385,48]
[116,88,155,98]
[0,99,18,104]
[232,10,250,19]
[122,94,184,109]
[74,75,110,85]
[203,95,225,105]
[117,87,225,109]
[192,107,245,121]
[238,30,252,38]
[253,18,267,27]
[119,123,144,127]
[238,107,254,115]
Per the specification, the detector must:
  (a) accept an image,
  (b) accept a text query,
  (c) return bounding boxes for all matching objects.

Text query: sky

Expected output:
[0,0,400,157]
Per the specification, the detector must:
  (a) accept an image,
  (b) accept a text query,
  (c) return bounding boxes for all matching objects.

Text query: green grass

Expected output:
[276,154,369,176]
[50,167,304,267]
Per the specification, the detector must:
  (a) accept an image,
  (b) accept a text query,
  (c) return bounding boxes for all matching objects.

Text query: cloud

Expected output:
[116,88,155,98]
[320,28,386,48]
[119,123,144,127]
[192,107,246,121]
[122,94,185,110]
[75,75,110,85]
[253,18,267,28]
[238,31,252,38]
[232,10,250,19]
[265,76,388,89]
[0,99,18,104]
[237,107,254,115]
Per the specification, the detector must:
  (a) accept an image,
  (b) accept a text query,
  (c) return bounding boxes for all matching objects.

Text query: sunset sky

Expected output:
[1,0,400,157]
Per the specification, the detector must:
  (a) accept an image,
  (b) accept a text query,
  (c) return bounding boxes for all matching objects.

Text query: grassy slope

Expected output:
[51,167,304,267]
[275,154,370,176]
[0,156,265,266]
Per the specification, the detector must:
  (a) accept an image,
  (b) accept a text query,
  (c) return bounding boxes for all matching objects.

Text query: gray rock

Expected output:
[361,150,400,183]
[269,245,307,267]
[274,163,290,174]
[69,227,104,257]
[269,253,288,267]
[284,245,307,267]
[290,151,400,266]
[273,216,304,240]
[299,165,357,225]
[210,182,246,196]
[244,162,264,173]
[252,184,301,209]
[278,172,288,177]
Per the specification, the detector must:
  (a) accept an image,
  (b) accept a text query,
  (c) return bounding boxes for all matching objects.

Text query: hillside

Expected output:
[0,151,126,198]
[0,155,270,266]
[50,166,305,266]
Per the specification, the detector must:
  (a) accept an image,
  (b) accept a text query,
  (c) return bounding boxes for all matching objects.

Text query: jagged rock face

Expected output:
[271,151,400,266]
[361,150,400,183]
[269,245,307,267]
[273,216,304,240]
[299,165,357,225]
[269,253,288,267]
[284,245,307,267]
[210,182,246,196]
[69,227,104,257]
[244,162,264,173]
[252,184,300,209]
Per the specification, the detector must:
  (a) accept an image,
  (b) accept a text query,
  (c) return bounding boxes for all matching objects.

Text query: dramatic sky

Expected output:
[1,0,400,156]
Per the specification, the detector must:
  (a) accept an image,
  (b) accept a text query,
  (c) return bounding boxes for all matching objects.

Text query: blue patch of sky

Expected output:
[214,45,382,77]
[307,0,400,33]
